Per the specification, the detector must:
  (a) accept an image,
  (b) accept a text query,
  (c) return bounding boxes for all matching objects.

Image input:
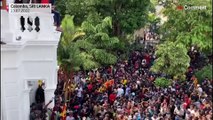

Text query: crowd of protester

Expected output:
[135,26,159,46]
[43,45,212,120]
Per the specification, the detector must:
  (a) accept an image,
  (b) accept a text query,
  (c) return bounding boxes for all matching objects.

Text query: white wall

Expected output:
[6,0,15,5]
[1,9,61,120]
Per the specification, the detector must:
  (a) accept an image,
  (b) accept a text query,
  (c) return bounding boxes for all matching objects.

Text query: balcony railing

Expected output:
[1,4,58,44]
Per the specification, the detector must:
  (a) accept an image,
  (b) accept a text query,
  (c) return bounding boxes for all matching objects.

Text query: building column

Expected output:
[22,89,31,120]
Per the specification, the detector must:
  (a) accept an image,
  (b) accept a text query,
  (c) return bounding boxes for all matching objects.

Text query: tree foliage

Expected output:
[151,42,190,79]
[58,15,85,73]
[154,77,172,88]
[55,0,95,25]
[195,64,212,83]
[150,0,212,80]
[160,0,212,53]
[93,0,152,36]
[56,0,153,36]
[58,15,119,76]
[77,17,119,69]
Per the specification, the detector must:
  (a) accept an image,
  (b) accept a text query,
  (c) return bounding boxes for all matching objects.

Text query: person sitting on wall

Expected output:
[35,80,45,105]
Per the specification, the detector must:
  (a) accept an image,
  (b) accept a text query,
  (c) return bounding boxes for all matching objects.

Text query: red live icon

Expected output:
[176,5,184,10]
[6,5,9,12]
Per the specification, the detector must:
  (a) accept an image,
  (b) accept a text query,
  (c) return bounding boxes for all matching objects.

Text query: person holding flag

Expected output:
[35,80,45,105]
[60,102,67,120]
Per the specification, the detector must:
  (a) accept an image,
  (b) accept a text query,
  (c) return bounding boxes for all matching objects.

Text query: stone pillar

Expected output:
[22,89,31,120]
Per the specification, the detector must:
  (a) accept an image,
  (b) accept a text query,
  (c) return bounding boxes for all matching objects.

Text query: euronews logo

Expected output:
[176,5,207,10]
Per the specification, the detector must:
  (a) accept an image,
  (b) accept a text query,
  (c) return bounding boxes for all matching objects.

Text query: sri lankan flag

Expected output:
[60,105,67,120]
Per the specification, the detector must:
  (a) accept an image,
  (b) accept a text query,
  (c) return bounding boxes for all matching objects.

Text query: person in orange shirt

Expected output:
[109,79,114,85]
[104,81,111,89]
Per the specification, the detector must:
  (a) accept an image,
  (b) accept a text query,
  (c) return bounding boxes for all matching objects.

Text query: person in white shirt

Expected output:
[127,115,132,120]
[81,77,86,84]
[74,75,80,84]
[142,59,146,66]
[185,109,191,120]
[197,85,203,98]
[151,114,158,120]
[66,112,75,120]
[125,86,131,97]
[77,86,83,98]
[194,108,200,118]
[174,105,185,118]
[117,86,124,97]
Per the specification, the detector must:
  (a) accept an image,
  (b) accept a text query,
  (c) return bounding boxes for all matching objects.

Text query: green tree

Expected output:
[160,0,212,53]
[57,15,85,79]
[58,15,119,79]
[154,77,172,88]
[151,41,190,80]
[77,16,119,70]
[56,0,153,37]
[56,0,96,25]
[195,64,212,83]
[93,0,152,36]
[151,0,212,81]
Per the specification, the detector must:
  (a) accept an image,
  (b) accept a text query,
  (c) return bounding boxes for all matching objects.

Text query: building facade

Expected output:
[1,5,61,120]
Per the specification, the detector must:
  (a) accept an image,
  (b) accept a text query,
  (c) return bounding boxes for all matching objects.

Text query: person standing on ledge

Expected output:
[40,0,63,32]
[35,80,45,105]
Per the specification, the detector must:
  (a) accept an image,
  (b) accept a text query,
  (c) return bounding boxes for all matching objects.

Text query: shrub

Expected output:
[154,77,172,88]
[195,64,212,83]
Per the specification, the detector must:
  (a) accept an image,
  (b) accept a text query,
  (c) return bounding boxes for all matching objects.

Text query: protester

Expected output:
[35,80,45,104]
[48,0,63,32]
[13,0,62,32]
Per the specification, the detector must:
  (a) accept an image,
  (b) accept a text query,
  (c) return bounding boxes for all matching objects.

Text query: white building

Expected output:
[1,5,61,120]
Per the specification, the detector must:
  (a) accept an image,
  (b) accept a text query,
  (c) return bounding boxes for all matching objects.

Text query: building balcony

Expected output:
[1,6,61,46]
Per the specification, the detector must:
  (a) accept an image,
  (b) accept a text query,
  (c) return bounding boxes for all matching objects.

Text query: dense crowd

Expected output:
[46,46,212,120]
